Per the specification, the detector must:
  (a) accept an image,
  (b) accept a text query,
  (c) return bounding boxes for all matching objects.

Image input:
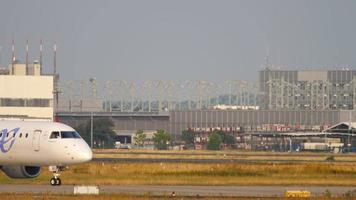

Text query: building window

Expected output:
[1,98,25,107]
[0,98,50,107]
[27,99,50,107]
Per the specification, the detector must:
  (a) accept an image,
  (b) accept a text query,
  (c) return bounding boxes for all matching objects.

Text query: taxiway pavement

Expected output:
[0,185,354,197]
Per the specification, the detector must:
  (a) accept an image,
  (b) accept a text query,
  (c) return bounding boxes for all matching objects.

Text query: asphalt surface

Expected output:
[0,185,355,197]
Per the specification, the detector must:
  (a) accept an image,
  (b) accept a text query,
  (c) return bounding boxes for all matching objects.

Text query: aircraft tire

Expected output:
[50,178,57,186]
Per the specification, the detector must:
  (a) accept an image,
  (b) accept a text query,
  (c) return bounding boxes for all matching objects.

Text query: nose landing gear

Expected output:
[50,177,61,186]
[49,166,66,186]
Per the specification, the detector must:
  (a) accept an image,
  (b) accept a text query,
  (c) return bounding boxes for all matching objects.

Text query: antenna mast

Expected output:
[11,40,15,75]
[40,39,43,75]
[26,39,29,75]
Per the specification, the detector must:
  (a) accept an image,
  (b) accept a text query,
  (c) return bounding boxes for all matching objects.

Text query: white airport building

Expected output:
[0,62,54,120]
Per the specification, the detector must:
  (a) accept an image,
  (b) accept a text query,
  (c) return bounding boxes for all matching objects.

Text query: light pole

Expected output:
[90,112,93,149]
[349,110,352,152]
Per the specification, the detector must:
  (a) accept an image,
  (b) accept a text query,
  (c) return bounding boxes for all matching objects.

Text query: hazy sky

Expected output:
[0,0,355,81]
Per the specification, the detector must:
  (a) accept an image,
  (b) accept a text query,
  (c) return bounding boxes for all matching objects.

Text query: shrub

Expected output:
[153,129,170,150]
[207,132,222,150]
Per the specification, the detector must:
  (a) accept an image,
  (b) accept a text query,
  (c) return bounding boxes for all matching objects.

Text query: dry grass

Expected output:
[1,162,356,186]
[93,149,356,162]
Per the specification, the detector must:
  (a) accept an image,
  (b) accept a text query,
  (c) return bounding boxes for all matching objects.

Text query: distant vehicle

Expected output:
[115,141,131,149]
[119,145,131,149]
[0,120,92,186]
[302,142,344,152]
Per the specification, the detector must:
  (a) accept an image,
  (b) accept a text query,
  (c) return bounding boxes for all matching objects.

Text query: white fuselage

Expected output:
[0,120,92,166]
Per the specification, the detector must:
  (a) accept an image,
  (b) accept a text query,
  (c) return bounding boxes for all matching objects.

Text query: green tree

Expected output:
[134,129,146,147]
[220,133,235,149]
[212,130,236,147]
[74,117,116,148]
[181,130,195,149]
[221,133,236,146]
[153,129,171,150]
[207,132,222,150]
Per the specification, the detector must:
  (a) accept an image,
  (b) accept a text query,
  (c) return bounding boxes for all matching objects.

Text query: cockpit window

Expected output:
[50,131,60,139]
[61,131,81,139]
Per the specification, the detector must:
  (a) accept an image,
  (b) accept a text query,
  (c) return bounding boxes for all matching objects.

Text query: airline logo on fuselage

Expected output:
[0,128,19,153]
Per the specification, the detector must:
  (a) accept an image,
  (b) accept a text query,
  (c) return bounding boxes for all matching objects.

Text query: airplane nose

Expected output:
[77,141,93,162]
[82,148,93,162]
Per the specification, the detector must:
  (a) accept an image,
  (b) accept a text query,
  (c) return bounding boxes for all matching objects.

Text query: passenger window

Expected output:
[50,131,60,139]
[20,133,22,138]
[0,132,2,137]
[25,133,28,138]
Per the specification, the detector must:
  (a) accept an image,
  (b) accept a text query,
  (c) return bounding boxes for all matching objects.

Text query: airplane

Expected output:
[0,119,92,186]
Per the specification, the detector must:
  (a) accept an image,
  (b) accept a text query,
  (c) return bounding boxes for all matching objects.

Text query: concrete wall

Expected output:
[339,110,356,122]
[169,110,341,138]
[0,75,53,99]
